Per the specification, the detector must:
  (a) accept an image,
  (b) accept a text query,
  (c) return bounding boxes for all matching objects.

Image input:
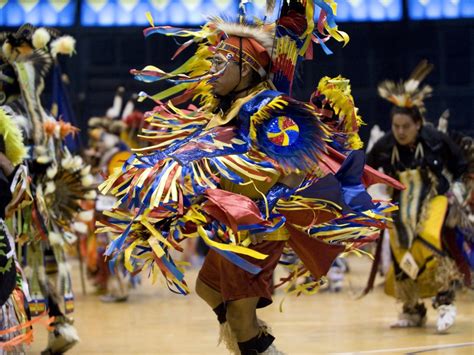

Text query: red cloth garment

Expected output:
[286,224,345,280]
[203,189,270,234]
[198,240,285,308]
[281,206,340,229]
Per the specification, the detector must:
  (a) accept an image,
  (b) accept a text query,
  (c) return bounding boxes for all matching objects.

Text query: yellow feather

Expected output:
[0,107,27,166]
[145,11,154,27]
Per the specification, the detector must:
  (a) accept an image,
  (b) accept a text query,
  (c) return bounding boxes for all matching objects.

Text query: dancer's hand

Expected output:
[249,232,266,245]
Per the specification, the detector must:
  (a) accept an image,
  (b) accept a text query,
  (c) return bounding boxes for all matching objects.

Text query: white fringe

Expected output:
[218,319,285,354]
[257,319,286,355]
[218,322,240,355]
[48,231,64,246]
[261,344,286,355]
[56,322,80,343]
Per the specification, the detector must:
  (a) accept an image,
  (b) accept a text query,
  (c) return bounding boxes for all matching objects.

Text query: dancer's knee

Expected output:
[195,277,222,308]
[194,277,207,299]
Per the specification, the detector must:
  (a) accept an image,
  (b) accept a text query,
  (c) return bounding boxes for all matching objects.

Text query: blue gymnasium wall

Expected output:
[1,0,473,143]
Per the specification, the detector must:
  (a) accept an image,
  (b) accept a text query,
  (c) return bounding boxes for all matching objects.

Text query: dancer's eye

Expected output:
[210,56,230,71]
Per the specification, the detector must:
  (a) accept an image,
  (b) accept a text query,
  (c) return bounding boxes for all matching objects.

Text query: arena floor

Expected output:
[28,256,474,354]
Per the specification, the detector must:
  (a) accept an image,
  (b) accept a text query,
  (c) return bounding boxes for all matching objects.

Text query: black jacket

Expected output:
[367,125,467,195]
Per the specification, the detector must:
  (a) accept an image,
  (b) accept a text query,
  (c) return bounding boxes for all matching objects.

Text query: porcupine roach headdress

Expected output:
[378,60,434,117]
[131,0,349,106]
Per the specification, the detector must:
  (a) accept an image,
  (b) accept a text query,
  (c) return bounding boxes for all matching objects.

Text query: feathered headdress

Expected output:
[211,16,275,56]
[0,24,76,147]
[131,0,349,104]
[1,23,75,62]
[378,60,434,114]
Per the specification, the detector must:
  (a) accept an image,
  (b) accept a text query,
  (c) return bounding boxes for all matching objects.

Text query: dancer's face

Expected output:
[391,113,421,146]
[209,52,251,97]
[209,53,240,96]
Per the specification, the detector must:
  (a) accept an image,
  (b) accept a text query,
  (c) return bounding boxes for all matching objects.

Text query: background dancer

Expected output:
[1,24,95,353]
[367,61,469,333]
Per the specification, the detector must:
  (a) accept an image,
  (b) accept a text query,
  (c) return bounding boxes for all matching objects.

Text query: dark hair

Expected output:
[390,106,423,124]
[249,67,264,86]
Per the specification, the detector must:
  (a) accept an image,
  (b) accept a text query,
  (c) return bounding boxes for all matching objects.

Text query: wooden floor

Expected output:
[28,256,474,355]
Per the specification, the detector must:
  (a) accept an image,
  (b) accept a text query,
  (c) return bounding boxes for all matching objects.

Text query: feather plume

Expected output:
[209,16,275,56]
[16,49,53,79]
[409,59,434,84]
[50,35,76,57]
[32,27,51,49]
[0,107,27,165]
[378,60,433,112]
